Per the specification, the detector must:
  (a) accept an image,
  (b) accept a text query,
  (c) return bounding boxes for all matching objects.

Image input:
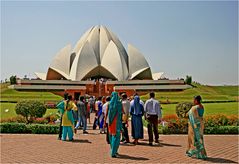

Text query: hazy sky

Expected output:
[1,1,238,85]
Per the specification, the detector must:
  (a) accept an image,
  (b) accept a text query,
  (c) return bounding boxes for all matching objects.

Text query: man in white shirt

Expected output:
[144,92,162,146]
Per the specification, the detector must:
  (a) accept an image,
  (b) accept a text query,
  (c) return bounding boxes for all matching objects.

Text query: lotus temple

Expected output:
[12,25,191,97]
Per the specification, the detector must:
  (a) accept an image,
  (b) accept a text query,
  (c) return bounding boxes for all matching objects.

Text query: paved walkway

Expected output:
[1,116,238,163]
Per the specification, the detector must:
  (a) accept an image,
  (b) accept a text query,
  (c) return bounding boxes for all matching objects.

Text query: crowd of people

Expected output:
[56,92,207,159]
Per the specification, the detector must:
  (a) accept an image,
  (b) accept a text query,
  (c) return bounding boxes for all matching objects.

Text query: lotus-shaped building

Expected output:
[36,25,155,81]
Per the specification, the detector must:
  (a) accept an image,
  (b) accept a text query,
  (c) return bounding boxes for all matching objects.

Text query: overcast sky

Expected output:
[1,1,238,85]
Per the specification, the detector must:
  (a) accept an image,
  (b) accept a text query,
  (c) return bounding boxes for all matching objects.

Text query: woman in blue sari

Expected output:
[106,92,122,158]
[186,95,207,159]
[130,95,144,145]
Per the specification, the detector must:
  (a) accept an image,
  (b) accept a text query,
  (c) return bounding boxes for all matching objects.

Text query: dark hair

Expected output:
[68,95,72,100]
[66,95,72,109]
[150,92,155,98]
[63,92,68,100]
[122,93,127,99]
[98,96,102,101]
[80,96,85,101]
[134,93,138,97]
[106,96,111,102]
[194,95,202,103]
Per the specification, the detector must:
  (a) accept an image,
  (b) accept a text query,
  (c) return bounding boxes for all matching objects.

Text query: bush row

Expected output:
[157,124,239,134]
[0,123,59,134]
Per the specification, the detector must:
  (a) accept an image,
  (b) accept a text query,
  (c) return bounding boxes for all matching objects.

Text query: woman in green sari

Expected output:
[186,95,207,159]
[105,92,122,158]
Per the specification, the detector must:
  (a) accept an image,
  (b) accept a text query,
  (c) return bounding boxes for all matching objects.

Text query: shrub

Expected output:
[29,101,47,118]
[0,123,29,133]
[0,123,59,134]
[204,126,239,134]
[15,101,47,123]
[175,102,193,118]
[28,124,59,134]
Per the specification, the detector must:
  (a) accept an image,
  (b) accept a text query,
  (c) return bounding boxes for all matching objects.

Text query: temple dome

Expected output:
[37,25,153,81]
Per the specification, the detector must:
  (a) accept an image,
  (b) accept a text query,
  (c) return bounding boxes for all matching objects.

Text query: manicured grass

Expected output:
[212,86,238,96]
[161,102,238,116]
[0,103,17,119]
[0,103,58,120]
[140,84,238,103]
[1,89,62,102]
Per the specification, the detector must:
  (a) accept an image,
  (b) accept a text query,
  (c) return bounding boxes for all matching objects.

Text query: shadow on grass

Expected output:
[117,154,149,161]
[205,157,237,163]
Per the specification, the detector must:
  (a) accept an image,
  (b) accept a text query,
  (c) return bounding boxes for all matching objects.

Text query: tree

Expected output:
[15,100,47,123]
[175,102,193,118]
[10,75,17,84]
[185,75,192,85]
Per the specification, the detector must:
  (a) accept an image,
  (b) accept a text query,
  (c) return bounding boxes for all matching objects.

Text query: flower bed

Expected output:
[144,114,239,134]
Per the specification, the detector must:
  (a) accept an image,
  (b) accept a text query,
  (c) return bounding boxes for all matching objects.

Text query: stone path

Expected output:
[1,116,238,163]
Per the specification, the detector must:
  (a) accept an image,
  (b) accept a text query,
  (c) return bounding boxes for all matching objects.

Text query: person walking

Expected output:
[121,93,130,143]
[57,92,68,140]
[97,97,104,133]
[75,96,88,134]
[57,95,77,141]
[186,95,207,159]
[144,92,162,146]
[103,96,111,144]
[130,95,144,145]
[106,92,123,158]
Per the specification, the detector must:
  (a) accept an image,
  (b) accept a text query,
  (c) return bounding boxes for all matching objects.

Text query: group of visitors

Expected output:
[56,91,207,159]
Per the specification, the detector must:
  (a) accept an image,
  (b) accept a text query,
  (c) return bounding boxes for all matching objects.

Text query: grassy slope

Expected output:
[140,83,238,103]
[1,89,62,102]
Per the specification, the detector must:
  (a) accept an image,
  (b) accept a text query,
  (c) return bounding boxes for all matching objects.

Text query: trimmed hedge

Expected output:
[204,126,239,134]
[0,123,59,134]
[158,125,239,134]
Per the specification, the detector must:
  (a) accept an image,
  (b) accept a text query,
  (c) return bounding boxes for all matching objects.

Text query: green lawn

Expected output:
[1,89,62,102]
[0,83,238,120]
[1,101,238,120]
[140,84,238,103]
[0,103,58,120]
[161,102,238,116]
